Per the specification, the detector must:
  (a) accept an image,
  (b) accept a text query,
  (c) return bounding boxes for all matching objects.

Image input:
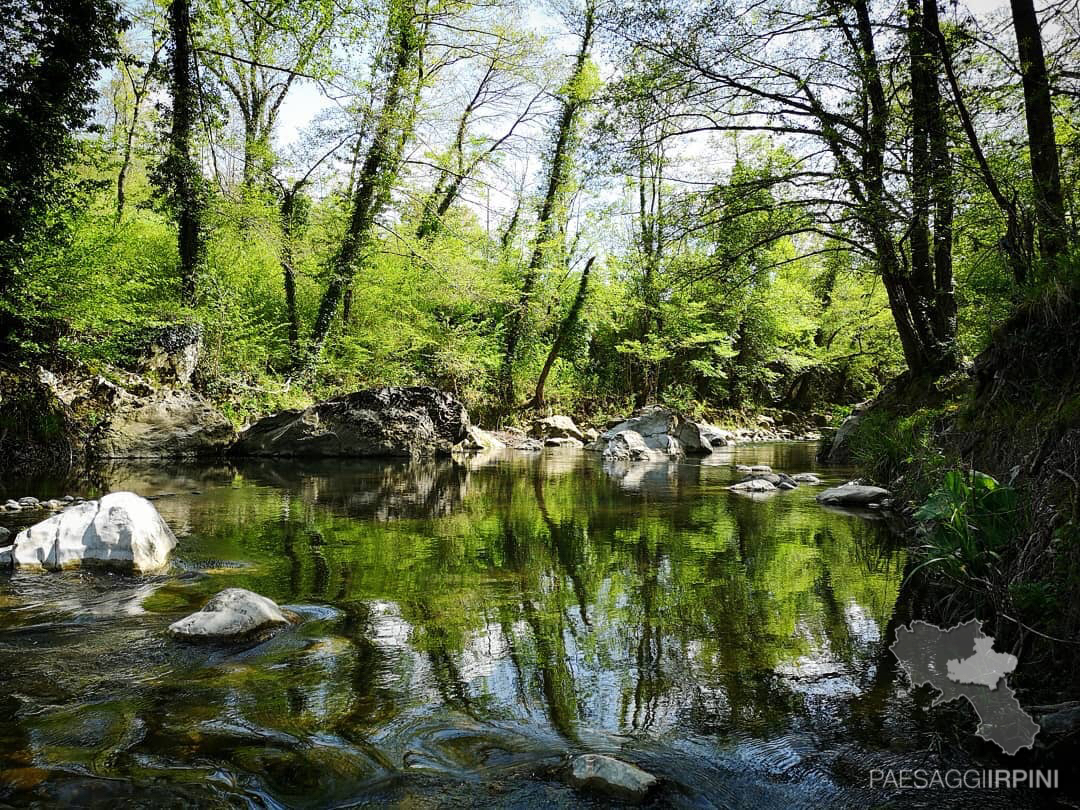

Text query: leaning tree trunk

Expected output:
[523,257,594,410]
[168,0,206,306]
[1010,0,1068,266]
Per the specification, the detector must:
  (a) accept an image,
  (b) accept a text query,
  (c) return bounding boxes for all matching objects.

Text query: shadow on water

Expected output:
[0,444,1067,807]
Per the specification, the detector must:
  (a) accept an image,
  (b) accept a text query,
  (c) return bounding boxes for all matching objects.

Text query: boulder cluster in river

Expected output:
[0,492,297,643]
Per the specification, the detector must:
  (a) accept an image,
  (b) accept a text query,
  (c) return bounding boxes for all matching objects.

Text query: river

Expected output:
[0,443,1059,807]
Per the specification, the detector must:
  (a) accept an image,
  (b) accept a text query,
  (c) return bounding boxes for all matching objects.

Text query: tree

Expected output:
[304,0,423,368]
[157,0,209,306]
[499,0,597,406]
[415,43,545,241]
[1009,0,1068,266]
[614,0,958,376]
[199,0,336,187]
[114,34,165,222]
[0,0,125,338]
[523,255,594,409]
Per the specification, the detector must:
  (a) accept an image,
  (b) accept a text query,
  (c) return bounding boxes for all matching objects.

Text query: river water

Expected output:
[0,443,1063,807]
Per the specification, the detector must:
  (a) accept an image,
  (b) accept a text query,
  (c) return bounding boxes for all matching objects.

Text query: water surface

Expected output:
[0,444,1057,807]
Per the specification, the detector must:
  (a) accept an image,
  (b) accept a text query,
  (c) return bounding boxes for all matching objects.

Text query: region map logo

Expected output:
[890,619,1039,755]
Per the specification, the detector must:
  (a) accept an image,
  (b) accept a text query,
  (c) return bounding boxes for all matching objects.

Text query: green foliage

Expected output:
[914,470,1022,582]
[0,0,127,332]
[850,408,946,498]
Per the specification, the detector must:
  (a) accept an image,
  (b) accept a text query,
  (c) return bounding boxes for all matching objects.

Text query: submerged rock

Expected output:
[168,588,294,642]
[0,546,11,569]
[11,492,176,573]
[568,754,657,801]
[816,484,892,507]
[793,473,823,484]
[235,387,470,459]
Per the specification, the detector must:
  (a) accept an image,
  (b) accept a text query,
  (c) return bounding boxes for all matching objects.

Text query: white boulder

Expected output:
[168,588,293,642]
[12,492,176,573]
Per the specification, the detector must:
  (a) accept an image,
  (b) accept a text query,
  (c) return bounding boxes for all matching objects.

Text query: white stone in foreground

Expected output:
[168,588,292,641]
[569,754,657,800]
[13,491,176,573]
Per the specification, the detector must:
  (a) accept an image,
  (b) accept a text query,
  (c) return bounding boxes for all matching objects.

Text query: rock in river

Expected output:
[603,430,661,462]
[11,491,176,573]
[235,386,470,459]
[816,484,892,508]
[168,588,294,642]
[531,414,585,443]
[99,389,236,458]
[729,478,777,493]
[568,754,657,801]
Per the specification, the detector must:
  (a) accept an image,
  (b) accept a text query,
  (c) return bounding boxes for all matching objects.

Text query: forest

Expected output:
[1,0,1080,803]
[10,0,1075,421]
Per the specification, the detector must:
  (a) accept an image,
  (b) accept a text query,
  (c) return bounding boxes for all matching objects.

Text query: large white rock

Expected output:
[569,754,657,800]
[168,588,293,641]
[12,492,176,573]
[601,407,676,443]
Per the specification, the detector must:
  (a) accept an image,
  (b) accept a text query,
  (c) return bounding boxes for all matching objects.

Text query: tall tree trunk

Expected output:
[279,188,302,365]
[499,1,596,406]
[908,0,934,311]
[524,257,594,410]
[923,0,957,345]
[850,0,951,374]
[168,0,205,306]
[303,0,417,370]
[1010,0,1068,265]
